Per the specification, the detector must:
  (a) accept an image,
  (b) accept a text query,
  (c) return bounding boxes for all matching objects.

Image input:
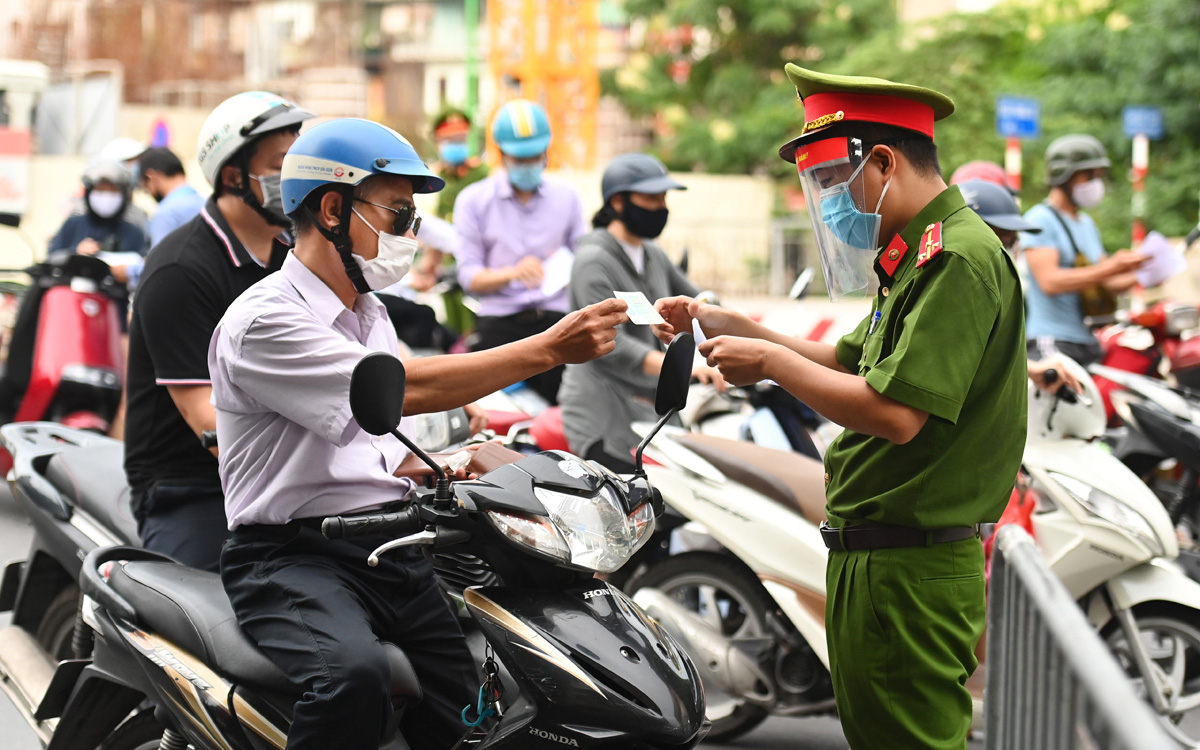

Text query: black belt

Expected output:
[820,521,979,552]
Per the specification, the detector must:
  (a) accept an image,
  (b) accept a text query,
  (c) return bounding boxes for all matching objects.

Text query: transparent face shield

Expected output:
[795,137,890,300]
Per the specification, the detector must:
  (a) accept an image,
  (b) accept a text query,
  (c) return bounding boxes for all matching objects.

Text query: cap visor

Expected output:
[626,176,687,194]
[497,135,551,159]
[985,214,1042,232]
[379,157,446,194]
[248,107,318,137]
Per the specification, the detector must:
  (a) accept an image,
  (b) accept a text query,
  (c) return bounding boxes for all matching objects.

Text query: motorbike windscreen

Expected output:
[795,137,880,301]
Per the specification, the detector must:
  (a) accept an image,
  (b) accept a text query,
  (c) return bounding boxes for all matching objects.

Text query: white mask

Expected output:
[88,191,124,219]
[1071,178,1105,209]
[351,207,418,290]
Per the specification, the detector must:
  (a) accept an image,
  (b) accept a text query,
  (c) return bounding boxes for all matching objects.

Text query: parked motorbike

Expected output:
[627,358,1200,745]
[0,253,125,472]
[0,337,708,749]
[0,406,472,707]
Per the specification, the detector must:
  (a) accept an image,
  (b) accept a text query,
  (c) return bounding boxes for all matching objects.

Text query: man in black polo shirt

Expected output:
[124,91,315,571]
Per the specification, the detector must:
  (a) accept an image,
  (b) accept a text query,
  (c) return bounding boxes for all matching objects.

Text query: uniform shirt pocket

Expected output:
[859,332,885,374]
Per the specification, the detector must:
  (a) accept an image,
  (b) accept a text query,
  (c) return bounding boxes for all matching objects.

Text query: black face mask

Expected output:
[622,201,669,239]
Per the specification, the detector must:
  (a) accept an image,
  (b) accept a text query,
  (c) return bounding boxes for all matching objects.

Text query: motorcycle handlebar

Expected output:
[321,505,422,540]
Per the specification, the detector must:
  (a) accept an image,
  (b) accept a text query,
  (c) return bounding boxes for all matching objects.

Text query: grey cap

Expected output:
[959,179,1041,233]
[601,153,686,201]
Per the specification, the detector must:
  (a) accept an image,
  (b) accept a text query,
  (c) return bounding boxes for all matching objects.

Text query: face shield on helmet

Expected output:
[794,137,890,300]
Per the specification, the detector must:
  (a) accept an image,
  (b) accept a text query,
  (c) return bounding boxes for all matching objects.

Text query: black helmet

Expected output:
[601,153,687,202]
[960,180,1040,233]
[1045,134,1110,187]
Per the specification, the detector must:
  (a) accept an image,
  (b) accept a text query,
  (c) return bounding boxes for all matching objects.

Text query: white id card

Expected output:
[614,291,666,325]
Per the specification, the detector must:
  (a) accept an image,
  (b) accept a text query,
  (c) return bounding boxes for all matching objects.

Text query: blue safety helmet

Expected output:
[281,118,444,216]
[491,100,552,159]
[281,118,442,295]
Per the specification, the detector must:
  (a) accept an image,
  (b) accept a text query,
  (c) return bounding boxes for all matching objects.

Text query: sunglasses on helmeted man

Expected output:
[354,198,422,237]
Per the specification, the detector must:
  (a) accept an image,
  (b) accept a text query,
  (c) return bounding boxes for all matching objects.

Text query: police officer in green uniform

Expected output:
[653,65,1027,749]
[430,106,490,222]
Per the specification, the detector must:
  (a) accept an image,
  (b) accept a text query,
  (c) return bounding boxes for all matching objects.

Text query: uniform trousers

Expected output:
[221,522,477,750]
[826,536,985,750]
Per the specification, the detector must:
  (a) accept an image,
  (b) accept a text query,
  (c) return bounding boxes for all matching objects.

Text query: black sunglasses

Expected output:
[354,198,421,237]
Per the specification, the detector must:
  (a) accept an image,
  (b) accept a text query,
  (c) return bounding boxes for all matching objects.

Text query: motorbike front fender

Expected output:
[1103,559,1200,619]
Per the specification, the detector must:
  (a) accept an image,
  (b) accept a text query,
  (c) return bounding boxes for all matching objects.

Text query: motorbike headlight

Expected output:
[527,486,657,574]
[1047,472,1164,556]
[487,510,571,564]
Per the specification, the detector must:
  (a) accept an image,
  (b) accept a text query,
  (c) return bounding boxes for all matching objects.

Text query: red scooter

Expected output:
[0,253,125,471]
[1091,301,1200,422]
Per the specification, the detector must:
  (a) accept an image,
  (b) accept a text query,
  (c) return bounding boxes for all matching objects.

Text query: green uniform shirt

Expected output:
[436,159,490,221]
[824,186,1027,530]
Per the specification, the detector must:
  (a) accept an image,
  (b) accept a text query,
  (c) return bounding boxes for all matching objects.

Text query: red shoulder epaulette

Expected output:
[916,222,943,268]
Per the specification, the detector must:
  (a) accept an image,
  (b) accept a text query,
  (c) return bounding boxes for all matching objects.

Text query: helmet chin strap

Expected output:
[307,191,373,295]
[230,151,291,229]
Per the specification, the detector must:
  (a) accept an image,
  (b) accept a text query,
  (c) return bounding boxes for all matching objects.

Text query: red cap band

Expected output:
[794,137,850,172]
[803,92,936,139]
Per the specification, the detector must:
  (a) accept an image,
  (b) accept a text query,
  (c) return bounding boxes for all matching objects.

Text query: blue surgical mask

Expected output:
[508,163,544,192]
[818,155,890,251]
[439,142,469,166]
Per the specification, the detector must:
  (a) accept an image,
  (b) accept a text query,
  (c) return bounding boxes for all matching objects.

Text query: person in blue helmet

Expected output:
[453,99,587,405]
[210,117,629,750]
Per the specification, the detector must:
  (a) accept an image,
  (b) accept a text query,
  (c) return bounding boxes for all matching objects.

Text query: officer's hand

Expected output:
[699,336,782,387]
[544,298,630,364]
[512,256,545,288]
[77,238,101,256]
[408,270,438,292]
[652,296,697,343]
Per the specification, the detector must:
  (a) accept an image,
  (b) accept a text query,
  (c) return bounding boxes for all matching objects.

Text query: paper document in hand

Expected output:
[615,291,666,325]
[1134,231,1187,288]
[539,247,574,297]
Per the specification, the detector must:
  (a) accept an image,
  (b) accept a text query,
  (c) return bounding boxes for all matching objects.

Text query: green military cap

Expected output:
[779,63,955,163]
[432,105,472,138]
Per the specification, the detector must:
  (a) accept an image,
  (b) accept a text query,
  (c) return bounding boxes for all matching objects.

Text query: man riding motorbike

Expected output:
[208,117,629,749]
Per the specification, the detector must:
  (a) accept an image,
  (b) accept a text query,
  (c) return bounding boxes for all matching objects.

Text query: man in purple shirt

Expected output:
[210,118,628,749]
[453,99,586,404]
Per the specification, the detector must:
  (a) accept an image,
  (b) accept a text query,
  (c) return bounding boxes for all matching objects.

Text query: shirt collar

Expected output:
[201,197,294,270]
[877,185,969,281]
[281,252,387,330]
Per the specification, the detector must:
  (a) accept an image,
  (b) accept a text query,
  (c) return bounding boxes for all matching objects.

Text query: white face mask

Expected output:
[88,191,124,219]
[351,207,418,291]
[1071,178,1105,209]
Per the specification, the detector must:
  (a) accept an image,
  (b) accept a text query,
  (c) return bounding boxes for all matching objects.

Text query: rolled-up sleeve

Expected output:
[218,308,371,446]
[454,186,486,290]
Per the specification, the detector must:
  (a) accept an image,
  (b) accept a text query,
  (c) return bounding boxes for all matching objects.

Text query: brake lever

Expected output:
[367,530,436,567]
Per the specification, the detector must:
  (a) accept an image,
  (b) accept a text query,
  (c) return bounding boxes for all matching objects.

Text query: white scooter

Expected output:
[630,358,1200,746]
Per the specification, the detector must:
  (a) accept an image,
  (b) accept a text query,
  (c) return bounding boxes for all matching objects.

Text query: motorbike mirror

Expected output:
[636,333,696,476]
[349,352,453,504]
[350,352,407,436]
[655,332,695,417]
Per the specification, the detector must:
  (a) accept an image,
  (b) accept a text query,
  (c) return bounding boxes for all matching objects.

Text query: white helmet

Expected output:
[97,137,147,165]
[196,91,316,187]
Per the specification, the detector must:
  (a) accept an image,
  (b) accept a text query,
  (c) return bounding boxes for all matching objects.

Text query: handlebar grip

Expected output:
[1044,368,1058,385]
[322,506,421,540]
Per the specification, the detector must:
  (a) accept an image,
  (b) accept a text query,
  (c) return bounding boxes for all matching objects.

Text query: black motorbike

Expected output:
[1,335,708,749]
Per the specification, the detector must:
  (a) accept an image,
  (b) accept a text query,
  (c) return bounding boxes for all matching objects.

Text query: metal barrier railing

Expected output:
[985,526,1176,750]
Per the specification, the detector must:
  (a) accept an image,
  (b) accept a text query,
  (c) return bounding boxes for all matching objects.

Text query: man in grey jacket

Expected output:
[559,153,724,471]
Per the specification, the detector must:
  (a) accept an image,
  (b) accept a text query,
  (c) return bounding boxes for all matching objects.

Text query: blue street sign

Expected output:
[1123,106,1164,140]
[996,96,1040,139]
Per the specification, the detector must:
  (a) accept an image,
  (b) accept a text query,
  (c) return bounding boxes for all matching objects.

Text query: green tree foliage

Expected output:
[607,0,1200,245]
[602,0,896,177]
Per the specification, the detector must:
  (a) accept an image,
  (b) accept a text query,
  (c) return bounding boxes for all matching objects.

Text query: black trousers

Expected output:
[221,523,477,750]
[136,483,229,572]
[1026,338,1103,367]
[584,442,638,474]
[473,310,566,405]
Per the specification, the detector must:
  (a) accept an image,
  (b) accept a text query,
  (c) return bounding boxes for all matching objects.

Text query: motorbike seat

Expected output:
[106,560,423,702]
[674,433,827,526]
[44,442,140,546]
